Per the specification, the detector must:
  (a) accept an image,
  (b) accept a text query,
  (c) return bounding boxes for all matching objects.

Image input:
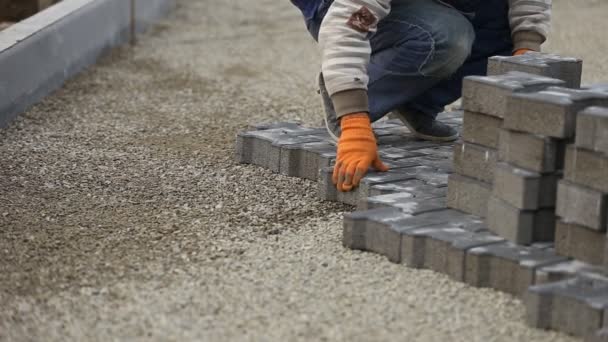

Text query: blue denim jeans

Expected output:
[306,0,513,122]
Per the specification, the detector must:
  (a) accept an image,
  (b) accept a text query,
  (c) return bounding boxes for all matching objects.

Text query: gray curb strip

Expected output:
[0,0,174,127]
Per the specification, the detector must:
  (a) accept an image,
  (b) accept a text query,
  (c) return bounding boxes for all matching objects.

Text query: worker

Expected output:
[291,0,551,191]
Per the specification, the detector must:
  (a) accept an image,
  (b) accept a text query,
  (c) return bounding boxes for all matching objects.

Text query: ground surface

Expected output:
[0,0,605,340]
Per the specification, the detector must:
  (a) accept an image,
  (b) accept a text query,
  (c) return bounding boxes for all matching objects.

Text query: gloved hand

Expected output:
[514,48,534,56]
[333,113,389,192]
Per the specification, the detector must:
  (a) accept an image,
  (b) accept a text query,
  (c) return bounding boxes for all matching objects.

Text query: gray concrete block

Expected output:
[461,111,503,149]
[586,329,608,342]
[535,260,605,285]
[492,162,558,210]
[453,141,497,183]
[318,165,436,206]
[486,195,556,245]
[577,106,608,155]
[525,274,608,337]
[555,220,606,266]
[342,207,411,260]
[367,180,446,198]
[556,180,608,231]
[498,129,564,173]
[487,52,583,88]
[447,174,492,218]
[564,145,608,193]
[378,146,425,160]
[361,193,447,214]
[505,87,608,139]
[0,0,175,127]
[295,141,336,180]
[271,135,325,174]
[465,242,567,297]
[436,110,464,121]
[400,227,504,281]
[462,71,565,119]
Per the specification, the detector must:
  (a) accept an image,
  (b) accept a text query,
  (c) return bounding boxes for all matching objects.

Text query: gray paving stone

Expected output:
[498,129,564,173]
[564,145,608,193]
[400,227,504,281]
[535,259,605,285]
[342,207,412,260]
[487,52,583,88]
[436,110,464,121]
[367,180,446,198]
[461,111,503,149]
[586,328,608,342]
[492,162,558,210]
[577,106,608,155]
[462,71,565,118]
[556,180,608,231]
[361,193,447,213]
[486,195,556,245]
[555,220,607,266]
[505,87,608,138]
[465,242,567,296]
[525,274,608,337]
[447,174,492,218]
[453,141,497,183]
[377,146,425,160]
[271,135,326,174]
[318,165,436,206]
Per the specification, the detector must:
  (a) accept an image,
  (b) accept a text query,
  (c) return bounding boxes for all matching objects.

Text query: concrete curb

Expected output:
[0,0,175,127]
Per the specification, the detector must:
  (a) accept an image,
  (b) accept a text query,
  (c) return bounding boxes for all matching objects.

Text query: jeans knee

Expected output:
[425,20,475,77]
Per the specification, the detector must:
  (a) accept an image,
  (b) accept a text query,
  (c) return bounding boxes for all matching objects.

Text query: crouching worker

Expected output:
[290,0,551,191]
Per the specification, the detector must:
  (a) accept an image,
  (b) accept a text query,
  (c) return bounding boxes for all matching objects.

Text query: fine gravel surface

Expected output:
[0,0,604,340]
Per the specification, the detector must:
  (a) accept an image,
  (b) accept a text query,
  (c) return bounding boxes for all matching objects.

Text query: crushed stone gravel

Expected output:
[1,0,603,340]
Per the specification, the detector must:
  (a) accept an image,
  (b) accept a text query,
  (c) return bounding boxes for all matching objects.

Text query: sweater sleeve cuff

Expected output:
[331,89,369,118]
[512,31,545,52]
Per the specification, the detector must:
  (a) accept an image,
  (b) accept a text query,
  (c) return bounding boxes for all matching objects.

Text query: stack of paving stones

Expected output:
[449,71,566,218]
[554,106,608,266]
[236,53,608,339]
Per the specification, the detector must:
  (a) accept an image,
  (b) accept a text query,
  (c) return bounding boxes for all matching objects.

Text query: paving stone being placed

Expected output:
[400,227,504,281]
[491,162,558,210]
[377,146,425,160]
[486,195,556,245]
[318,165,437,206]
[535,259,606,285]
[462,71,565,119]
[465,242,567,297]
[487,52,583,88]
[555,220,606,266]
[564,145,608,193]
[577,106,608,155]
[447,174,492,218]
[461,110,503,149]
[498,129,565,173]
[525,273,608,337]
[505,87,608,139]
[556,180,608,231]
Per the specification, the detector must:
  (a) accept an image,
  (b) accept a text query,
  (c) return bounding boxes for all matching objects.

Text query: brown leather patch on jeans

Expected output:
[347,6,377,33]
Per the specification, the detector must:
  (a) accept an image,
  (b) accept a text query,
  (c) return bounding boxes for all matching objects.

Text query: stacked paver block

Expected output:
[485,85,608,245]
[487,52,583,88]
[449,71,565,218]
[555,106,608,265]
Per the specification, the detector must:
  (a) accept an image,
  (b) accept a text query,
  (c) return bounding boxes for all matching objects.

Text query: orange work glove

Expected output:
[333,113,389,192]
[514,48,534,56]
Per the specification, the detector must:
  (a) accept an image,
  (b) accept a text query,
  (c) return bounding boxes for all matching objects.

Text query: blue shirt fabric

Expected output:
[290,0,322,20]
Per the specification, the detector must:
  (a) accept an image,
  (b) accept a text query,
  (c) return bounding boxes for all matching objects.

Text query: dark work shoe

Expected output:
[392,109,459,142]
[318,73,340,143]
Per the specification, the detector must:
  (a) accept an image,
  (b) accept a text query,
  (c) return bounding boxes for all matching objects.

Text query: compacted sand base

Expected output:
[1,0,605,340]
